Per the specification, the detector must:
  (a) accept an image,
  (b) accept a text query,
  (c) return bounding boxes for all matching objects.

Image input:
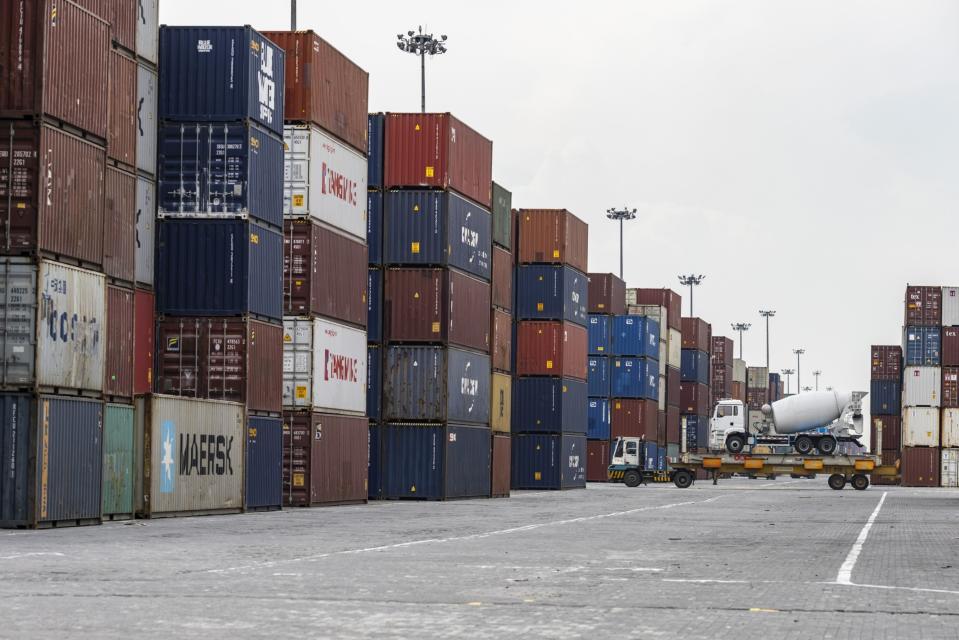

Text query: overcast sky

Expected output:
[161,1,959,425]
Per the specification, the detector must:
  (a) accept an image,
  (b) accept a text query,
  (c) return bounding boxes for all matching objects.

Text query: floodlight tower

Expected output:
[781,369,794,395]
[813,369,822,391]
[397,27,448,112]
[793,348,805,392]
[731,323,751,360]
[606,207,637,281]
[678,275,705,316]
[758,310,776,374]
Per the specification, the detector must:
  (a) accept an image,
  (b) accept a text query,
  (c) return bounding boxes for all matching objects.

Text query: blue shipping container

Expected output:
[657,447,666,471]
[157,121,284,229]
[383,346,491,424]
[367,191,383,265]
[367,114,385,189]
[511,433,587,490]
[367,268,383,343]
[157,219,283,321]
[158,26,285,136]
[611,316,660,358]
[377,424,491,499]
[904,326,941,366]
[587,357,611,397]
[680,349,711,385]
[610,358,659,400]
[367,345,382,420]
[870,380,902,416]
[384,190,492,280]
[587,398,610,440]
[515,265,588,326]
[512,377,587,434]
[246,416,282,510]
[588,314,611,355]
[368,423,382,499]
[683,414,710,451]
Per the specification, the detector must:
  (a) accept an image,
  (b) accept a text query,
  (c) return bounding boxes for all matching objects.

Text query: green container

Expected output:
[102,403,134,518]
[491,182,512,250]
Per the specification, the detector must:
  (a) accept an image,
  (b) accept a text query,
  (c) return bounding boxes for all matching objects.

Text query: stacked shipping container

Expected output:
[942,288,959,487]
[585,273,625,481]
[489,185,514,497]
[512,210,588,489]
[900,286,942,486]
[680,318,712,454]
[870,345,902,486]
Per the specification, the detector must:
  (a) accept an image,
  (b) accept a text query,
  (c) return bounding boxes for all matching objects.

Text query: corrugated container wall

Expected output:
[383,346,491,424]
[943,287,959,326]
[681,317,712,352]
[491,309,512,372]
[136,0,159,64]
[901,446,939,487]
[942,409,959,448]
[491,433,510,497]
[871,345,903,380]
[943,327,959,366]
[133,289,155,395]
[283,412,368,506]
[367,113,384,188]
[135,176,156,286]
[516,209,588,273]
[491,245,513,311]
[625,289,682,331]
[491,372,511,433]
[903,366,941,408]
[246,416,282,510]
[515,321,588,380]
[105,285,134,399]
[511,377,587,434]
[77,0,135,51]
[135,62,158,176]
[902,407,940,447]
[102,403,134,518]
[904,326,941,366]
[104,166,136,284]
[491,182,512,249]
[511,434,586,490]
[108,49,136,169]
[281,317,367,414]
[367,192,383,264]
[515,265,587,326]
[905,286,942,327]
[587,273,625,315]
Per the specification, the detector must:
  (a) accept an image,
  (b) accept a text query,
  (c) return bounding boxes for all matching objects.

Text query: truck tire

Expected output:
[624,470,642,488]
[851,474,869,491]
[828,474,846,490]
[726,434,746,454]
[794,435,814,455]
[817,436,838,455]
[673,470,694,489]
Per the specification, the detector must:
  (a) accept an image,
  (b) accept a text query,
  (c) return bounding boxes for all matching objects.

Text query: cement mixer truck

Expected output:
[710,390,866,455]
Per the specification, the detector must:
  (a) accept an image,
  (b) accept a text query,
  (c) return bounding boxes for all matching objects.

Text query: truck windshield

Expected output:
[625,442,637,455]
[614,440,624,458]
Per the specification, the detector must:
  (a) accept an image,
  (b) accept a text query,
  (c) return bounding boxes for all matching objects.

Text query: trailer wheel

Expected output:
[623,470,642,488]
[673,470,694,489]
[726,434,746,454]
[851,474,869,491]
[828,474,846,490]
[794,435,814,455]
[817,436,838,455]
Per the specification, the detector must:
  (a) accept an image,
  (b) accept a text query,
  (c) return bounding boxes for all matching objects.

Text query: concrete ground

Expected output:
[2,478,959,639]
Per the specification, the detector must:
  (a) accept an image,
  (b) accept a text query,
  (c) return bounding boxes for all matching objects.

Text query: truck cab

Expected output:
[709,399,747,452]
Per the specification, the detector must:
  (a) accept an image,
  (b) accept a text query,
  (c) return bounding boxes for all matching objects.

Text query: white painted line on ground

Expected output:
[0,552,65,560]
[833,581,959,596]
[836,491,887,585]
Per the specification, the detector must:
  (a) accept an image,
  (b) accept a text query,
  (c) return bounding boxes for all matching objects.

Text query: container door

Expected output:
[246,416,282,509]
[0,260,37,387]
[102,404,135,517]
[283,126,311,218]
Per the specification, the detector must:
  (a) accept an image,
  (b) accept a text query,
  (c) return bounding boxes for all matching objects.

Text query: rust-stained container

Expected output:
[587,273,625,315]
[0,122,105,267]
[515,321,588,380]
[384,267,490,353]
[491,309,512,373]
[731,381,746,404]
[516,209,588,273]
[900,446,939,487]
[282,411,368,506]
[905,285,942,327]
[711,336,734,369]
[491,433,510,497]
[156,317,283,414]
[586,439,611,482]
[103,166,136,284]
[133,288,154,395]
[384,113,493,209]
[107,49,136,169]
[943,367,959,409]
[491,372,511,433]
[610,398,658,440]
[104,285,134,399]
[491,245,513,311]
[77,0,136,52]
[871,416,902,452]
[666,405,680,444]
[943,328,959,367]
[626,289,682,331]
[283,219,368,326]
[262,31,369,153]
[667,366,681,407]
[681,317,712,352]
[871,344,903,380]
[872,450,900,486]
[0,0,110,139]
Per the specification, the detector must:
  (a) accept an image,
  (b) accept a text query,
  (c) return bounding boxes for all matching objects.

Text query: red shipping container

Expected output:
[943,367,959,408]
[491,309,512,373]
[133,288,154,395]
[747,387,766,410]
[666,406,680,444]
[666,366,680,407]
[610,398,657,440]
[680,382,710,416]
[0,0,111,139]
[870,345,903,380]
[627,289,682,331]
[284,219,368,327]
[104,284,134,399]
[491,245,512,311]
[681,317,712,352]
[156,317,283,414]
[900,446,939,487]
[711,336,734,368]
[516,209,588,273]
[385,267,490,353]
[76,0,136,52]
[0,122,105,267]
[586,439,611,482]
[943,328,959,367]
[657,410,666,444]
[870,416,902,453]
[515,320,587,380]
[107,49,136,169]
[103,166,136,284]
[282,411,368,506]
[491,433,510,497]
[731,381,746,404]
[905,286,942,327]
[262,31,369,153]
[587,273,625,315]
[384,113,492,209]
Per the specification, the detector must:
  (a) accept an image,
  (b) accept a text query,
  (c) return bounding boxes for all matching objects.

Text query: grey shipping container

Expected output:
[136,62,158,176]
[384,346,491,425]
[135,176,156,286]
[0,394,103,528]
[491,182,512,250]
[136,0,159,65]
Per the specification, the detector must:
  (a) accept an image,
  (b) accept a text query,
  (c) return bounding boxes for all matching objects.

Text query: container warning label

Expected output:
[293,194,304,207]
[546,360,553,369]
[296,386,307,399]
[534,472,542,481]
[425,166,434,178]
[411,242,420,254]
[293,473,305,487]
[536,302,544,311]
[432,322,441,333]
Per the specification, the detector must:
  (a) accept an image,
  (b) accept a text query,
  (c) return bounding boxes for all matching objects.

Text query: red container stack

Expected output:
[710,336,734,408]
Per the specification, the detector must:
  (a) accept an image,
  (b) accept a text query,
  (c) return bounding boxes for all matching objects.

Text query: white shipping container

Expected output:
[941,408,959,448]
[136,0,159,65]
[733,359,747,383]
[283,317,367,414]
[283,318,314,408]
[902,407,940,447]
[903,366,941,408]
[658,340,667,377]
[943,287,959,326]
[627,304,667,341]
[667,328,682,369]
[658,374,666,410]
[135,176,156,286]
[748,367,769,389]
[136,62,158,176]
[283,124,368,240]
[135,395,245,516]
[942,449,959,487]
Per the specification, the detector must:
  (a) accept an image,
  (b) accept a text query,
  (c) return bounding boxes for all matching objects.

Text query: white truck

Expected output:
[708,390,866,456]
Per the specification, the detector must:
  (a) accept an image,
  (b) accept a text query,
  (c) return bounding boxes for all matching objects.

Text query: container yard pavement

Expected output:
[2,480,959,639]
